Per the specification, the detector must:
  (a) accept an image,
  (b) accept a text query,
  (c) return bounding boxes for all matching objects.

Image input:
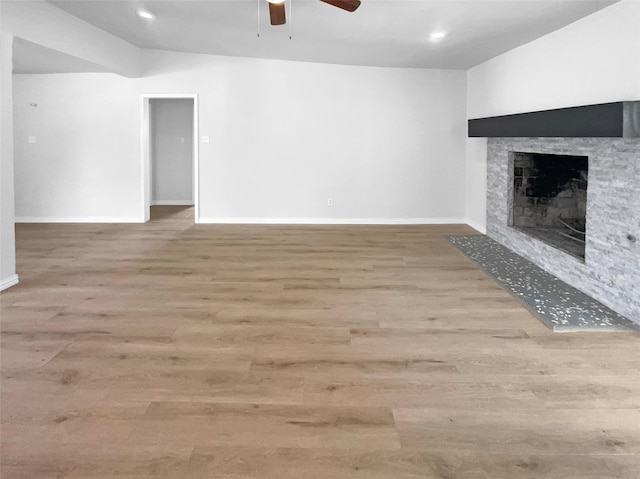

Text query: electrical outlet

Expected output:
[202,136,210,143]
[28,136,37,144]
[327,198,333,206]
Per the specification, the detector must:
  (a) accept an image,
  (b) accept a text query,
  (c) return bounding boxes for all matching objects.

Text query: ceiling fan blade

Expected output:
[318,0,361,12]
[269,2,286,25]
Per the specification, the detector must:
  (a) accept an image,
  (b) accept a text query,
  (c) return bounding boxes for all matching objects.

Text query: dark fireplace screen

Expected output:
[511,152,588,261]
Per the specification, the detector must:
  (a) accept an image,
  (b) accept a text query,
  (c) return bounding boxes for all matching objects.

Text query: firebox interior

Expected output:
[511,152,588,261]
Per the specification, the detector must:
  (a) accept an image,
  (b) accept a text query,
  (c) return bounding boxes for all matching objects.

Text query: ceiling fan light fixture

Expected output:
[266,0,359,27]
[136,9,155,20]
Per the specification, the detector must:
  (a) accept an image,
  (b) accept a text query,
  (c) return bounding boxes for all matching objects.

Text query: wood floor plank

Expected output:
[188,446,486,479]
[393,407,640,455]
[130,402,400,450]
[2,442,193,479]
[213,307,380,328]
[173,324,352,347]
[75,370,304,405]
[187,447,640,479]
[302,374,540,409]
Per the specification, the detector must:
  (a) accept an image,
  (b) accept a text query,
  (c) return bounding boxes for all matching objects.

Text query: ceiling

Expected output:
[13,37,110,74]
[30,0,618,70]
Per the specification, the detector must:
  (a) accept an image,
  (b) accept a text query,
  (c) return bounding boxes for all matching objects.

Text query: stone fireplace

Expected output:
[511,152,588,260]
[487,137,640,324]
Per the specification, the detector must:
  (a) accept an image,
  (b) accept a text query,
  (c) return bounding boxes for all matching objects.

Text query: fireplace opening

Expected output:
[511,152,588,261]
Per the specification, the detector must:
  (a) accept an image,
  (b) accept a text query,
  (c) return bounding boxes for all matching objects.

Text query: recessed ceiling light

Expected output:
[429,31,447,42]
[136,9,155,20]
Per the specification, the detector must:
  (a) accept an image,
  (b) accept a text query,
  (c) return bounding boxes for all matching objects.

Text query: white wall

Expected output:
[151,99,194,205]
[1,33,18,290]
[147,51,467,222]
[465,138,487,233]
[1,0,140,77]
[13,74,142,222]
[465,1,640,232]
[14,50,468,224]
[467,1,640,118]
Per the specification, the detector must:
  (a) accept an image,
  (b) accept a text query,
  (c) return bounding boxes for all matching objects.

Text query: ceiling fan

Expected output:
[266,0,361,26]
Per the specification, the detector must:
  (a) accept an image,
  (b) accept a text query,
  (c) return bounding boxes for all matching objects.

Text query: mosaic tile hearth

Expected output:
[447,235,639,332]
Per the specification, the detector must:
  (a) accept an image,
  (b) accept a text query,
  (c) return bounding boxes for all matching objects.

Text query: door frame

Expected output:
[140,93,199,223]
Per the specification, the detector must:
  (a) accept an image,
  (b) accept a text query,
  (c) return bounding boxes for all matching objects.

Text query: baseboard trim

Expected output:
[15,217,143,224]
[198,217,467,225]
[0,274,19,291]
[151,201,194,206]
[465,219,487,234]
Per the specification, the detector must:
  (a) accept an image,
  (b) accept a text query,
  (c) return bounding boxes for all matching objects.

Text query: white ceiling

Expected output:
[34,0,617,70]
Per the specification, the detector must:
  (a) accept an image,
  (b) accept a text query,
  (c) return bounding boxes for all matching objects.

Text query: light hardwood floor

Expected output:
[1,206,639,478]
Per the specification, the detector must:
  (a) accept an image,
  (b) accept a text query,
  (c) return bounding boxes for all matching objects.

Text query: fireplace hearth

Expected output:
[511,152,588,260]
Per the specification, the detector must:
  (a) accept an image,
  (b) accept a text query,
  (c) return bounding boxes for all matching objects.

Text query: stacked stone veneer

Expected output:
[487,137,640,324]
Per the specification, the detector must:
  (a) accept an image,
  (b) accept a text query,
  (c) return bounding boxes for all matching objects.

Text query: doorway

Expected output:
[140,94,199,223]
